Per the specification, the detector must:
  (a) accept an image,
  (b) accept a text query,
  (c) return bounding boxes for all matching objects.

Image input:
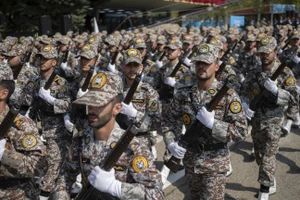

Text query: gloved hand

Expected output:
[164,77,176,87]
[292,55,300,64]
[60,62,68,70]
[25,62,31,68]
[196,107,215,129]
[88,166,122,198]
[167,141,186,159]
[242,102,255,120]
[277,49,283,55]
[107,63,116,72]
[0,139,7,161]
[183,57,192,67]
[264,78,278,95]
[76,88,88,99]
[155,60,163,69]
[64,114,74,132]
[3,59,8,64]
[39,87,56,105]
[120,102,137,118]
[39,196,49,200]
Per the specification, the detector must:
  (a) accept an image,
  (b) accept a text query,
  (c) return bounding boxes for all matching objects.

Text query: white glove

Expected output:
[60,62,67,70]
[292,55,300,64]
[242,102,255,120]
[3,59,8,64]
[38,87,56,105]
[77,88,88,99]
[155,60,163,69]
[107,63,116,72]
[196,107,215,129]
[0,139,6,161]
[149,52,155,57]
[264,78,278,95]
[120,102,137,118]
[277,49,283,55]
[64,114,74,132]
[25,107,31,118]
[88,166,122,198]
[183,57,192,67]
[164,77,176,87]
[167,141,186,159]
[39,196,49,200]
[25,62,31,68]
[296,85,300,94]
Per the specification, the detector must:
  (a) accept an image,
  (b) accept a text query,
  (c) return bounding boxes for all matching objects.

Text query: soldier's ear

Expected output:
[51,59,57,67]
[0,88,9,100]
[113,102,122,117]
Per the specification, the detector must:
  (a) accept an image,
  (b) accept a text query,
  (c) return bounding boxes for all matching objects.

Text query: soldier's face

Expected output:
[122,62,142,80]
[182,43,190,52]
[137,48,146,57]
[87,102,114,129]
[39,57,56,71]
[195,61,219,81]
[157,44,165,52]
[259,51,276,65]
[80,57,94,72]
[7,56,21,68]
[167,48,181,60]
[109,45,117,53]
[291,38,300,46]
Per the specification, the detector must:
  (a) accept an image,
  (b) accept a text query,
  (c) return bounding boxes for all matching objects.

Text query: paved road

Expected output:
[154,127,300,200]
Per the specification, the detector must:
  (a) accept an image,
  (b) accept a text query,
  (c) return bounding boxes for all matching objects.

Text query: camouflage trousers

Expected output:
[40,127,71,193]
[0,181,40,200]
[251,121,282,187]
[184,162,226,200]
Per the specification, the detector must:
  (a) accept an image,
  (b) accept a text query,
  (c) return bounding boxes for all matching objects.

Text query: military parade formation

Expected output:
[0,16,300,200]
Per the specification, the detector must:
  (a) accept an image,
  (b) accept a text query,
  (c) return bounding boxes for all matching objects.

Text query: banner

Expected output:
[230,15,245,29]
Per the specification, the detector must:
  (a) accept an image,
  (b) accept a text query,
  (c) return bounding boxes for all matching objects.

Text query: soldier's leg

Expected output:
[199,173,226,200]
[251,125,264,166]
[184,153,201,200]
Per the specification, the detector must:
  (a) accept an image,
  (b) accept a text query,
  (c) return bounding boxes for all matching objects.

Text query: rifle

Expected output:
[215,40,238,79]
[282,34,294,51]
[110,50,119,65]
[13,51,33,80]
[81,55,98,92]
[76,109,150,200]
[0,104,20,138]
[159,60,183,102]
[165,79,233,173]
[115,55,148,129]
[249,61,286,112]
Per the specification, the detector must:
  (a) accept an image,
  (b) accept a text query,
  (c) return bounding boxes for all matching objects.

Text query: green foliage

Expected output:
[0,0,90,36]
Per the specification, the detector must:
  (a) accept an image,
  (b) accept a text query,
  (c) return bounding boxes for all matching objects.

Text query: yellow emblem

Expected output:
[27,81,35,88]
[182,113,191,125]
[191,87,197,91]
[209,38,217,45]
[132,156,148,172]
[110,141,117,149]
[82,44,91,52]
[148,101,159,112]
[22,135,37,149]
[43,45,52,52]
[89,37,95,44]
[150,66,157,73]
[198,44,210,54]
[253,88,259,96]
[225,66,230,72]
[184,76,192,82]
[136,38,143,44]
[158,36,163,40]
[54,77,61,84]
[59,86,67,93]
[229,101,242,114]
[208,89,215,94]
[20,38,25,44]
[261,36,270,46]
[285,77,295,86]
[127,48,138,57]
[170,39,176,44]
[91,72,107,89]
[229,58,236,65]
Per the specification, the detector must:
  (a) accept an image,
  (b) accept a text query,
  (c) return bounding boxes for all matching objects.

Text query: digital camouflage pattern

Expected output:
[56,123,164,200]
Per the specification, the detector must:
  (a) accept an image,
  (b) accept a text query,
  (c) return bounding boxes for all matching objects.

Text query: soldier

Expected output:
[55,71,164,199]
[241,36,298,200]
[0,63,47,199]
[162,43,248,200]
[22,45,72,199]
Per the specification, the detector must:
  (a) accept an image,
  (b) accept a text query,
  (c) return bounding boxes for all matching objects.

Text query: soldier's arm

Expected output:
[53,81,71,114]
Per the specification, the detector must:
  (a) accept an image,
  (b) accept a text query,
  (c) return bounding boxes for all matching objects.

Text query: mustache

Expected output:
[88,113,97,117]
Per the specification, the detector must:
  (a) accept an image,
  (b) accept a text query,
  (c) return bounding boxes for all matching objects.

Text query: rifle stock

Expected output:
[0,104,20,138]
[165,79,233,173]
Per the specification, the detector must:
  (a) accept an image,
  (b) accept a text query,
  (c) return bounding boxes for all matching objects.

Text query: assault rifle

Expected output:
[76,107,151,200]
[81,55,99,92]
[165,79,233,173]
[249,61,286,112]
[13,51,33,80]
[0,104,20,138]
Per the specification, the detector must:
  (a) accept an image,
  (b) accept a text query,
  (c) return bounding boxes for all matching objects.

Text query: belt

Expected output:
[136,132,149,137]
[0,178,31,189]
[190,142,227,153]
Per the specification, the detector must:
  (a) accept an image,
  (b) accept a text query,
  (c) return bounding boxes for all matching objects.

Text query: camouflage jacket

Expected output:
[56,123,164,200]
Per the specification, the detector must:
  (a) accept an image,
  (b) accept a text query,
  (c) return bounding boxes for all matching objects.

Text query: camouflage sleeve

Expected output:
[240,73,254,104]
[211,89,248,142]
[121,138,164,200]
[147,87,161,131]
[162,90,184,146]
[53,82,71,114]
[1,115,47,178]
[21,77,39,106]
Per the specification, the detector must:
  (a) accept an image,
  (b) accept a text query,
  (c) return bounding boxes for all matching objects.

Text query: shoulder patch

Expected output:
[54,77,62,84]
[208,89,216,95]
[150,66,157,73]
[229,101,242,114]
[148,101,159,112]
[132,155,148,172]
[110,141,117,149]
[22,135,37,149]
[182,113,191,125]
[285,77,295,86]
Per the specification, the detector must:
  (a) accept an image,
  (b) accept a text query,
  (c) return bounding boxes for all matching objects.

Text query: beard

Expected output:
[88,110,113,129]
[196,70,213,81]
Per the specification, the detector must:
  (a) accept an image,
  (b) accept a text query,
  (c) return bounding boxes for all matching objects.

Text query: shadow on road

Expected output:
[229,141,255,163]
[276,152,300,174]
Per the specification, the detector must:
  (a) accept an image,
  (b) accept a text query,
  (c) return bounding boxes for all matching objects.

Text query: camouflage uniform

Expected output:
[22,45,71,195]
[56,71,164,200]
[0,63,47,200]
[240,36,299,189]
[162,44,248,200]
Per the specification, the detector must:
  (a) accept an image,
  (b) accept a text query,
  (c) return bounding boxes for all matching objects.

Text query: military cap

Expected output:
[123,48,142,65]
[134,38,146,49]
[192,43,218,64]
[245,34,256,42]
[208,38,223,51]
[57,36,71,45]
[166,38,182,50]
[80,44,97,59]
[37,45,58,59]
[73,71,123,107]
[276,29,285,37]
[291,30,300,39]
[2,44,26,57]
[0,63,13,81]
[157,35,167,44]
[40,35,52,44]
[74,35,86,43]
[183,35,193,44]
[257,36,277,54]
[256,32,267,41]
